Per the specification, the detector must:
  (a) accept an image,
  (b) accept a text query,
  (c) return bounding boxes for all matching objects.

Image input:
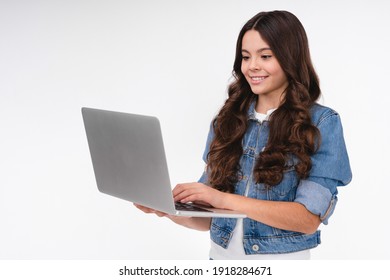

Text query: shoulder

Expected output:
[310,103,340,127]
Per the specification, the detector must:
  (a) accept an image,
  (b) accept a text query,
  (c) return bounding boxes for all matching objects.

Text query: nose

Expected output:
[249,57,261,71]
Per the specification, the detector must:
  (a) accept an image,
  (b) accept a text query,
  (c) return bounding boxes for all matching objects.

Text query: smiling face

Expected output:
[241,30,289,113]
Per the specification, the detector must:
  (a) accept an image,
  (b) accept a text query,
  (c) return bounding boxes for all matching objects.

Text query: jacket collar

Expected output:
[247,101,258,121]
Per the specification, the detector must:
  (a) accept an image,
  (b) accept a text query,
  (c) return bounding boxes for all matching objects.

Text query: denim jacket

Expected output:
[198,102,352,254]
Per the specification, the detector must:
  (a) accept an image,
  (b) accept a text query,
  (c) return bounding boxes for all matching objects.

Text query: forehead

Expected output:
[241,30,270,51]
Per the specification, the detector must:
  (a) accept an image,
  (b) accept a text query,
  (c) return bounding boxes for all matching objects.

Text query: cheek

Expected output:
[241,65,251,83]
[241,64,246,75]
[269,66,287,83]
[267,64,281,75]
[277,72,288,85]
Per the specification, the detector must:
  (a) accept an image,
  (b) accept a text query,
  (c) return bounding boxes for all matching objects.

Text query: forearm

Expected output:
[223,193,321,234]
[172,182,320,234]
[168,216,211,231]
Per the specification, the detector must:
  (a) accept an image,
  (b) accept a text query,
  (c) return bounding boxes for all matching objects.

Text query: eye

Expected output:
[242,55,250,61]
[261,55,272,60]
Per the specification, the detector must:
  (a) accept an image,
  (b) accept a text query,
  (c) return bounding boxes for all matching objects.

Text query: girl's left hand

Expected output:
[172,182,227,209]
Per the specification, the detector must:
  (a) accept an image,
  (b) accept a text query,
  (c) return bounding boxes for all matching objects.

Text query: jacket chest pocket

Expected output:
[253,167,299,201]
[269,167,299,200]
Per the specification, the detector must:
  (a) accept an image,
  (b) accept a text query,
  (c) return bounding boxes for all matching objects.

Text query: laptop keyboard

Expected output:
[175,202,212,212]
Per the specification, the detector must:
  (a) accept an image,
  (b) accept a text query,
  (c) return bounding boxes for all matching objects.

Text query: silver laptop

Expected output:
[81,107,246,218]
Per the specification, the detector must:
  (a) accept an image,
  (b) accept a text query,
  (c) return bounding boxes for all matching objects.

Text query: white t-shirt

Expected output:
[209,109,311,260]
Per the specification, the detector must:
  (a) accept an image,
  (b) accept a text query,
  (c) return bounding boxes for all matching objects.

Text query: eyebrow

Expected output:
[242,48,272,53]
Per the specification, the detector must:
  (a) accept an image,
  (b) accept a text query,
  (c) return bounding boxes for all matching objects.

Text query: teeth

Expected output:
[251,76,265,81]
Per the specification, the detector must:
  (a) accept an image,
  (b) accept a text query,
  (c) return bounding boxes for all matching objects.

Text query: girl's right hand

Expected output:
[133,202,211,231]
[133,203,168,217]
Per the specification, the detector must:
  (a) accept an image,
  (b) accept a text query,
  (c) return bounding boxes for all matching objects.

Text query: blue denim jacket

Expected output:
[198,102,352,254]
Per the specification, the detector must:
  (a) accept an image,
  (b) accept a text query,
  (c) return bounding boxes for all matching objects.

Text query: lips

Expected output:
[251,76,266,81]
[250,76,267,84]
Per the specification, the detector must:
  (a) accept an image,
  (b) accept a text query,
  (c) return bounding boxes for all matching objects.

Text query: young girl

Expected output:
[136,10,352,260]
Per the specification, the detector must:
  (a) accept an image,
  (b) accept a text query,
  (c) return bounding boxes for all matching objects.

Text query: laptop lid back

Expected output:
[82,107,176,214]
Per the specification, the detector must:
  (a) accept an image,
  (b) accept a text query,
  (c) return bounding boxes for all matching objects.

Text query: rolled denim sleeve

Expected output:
[295,179,338,224]
[294,110,352,224]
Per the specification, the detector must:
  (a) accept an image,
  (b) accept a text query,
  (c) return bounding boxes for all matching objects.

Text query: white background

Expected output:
[0,0,389,260]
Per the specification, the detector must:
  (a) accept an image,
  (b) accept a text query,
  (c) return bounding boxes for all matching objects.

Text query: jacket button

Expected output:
[252,244,259,251]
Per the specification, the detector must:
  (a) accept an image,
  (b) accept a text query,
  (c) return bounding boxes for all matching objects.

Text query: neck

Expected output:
[255,96,281,114]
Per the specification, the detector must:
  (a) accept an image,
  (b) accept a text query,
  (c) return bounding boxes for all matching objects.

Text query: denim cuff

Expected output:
[294,180,338,225]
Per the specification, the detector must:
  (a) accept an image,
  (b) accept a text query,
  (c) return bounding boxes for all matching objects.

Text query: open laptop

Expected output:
[81,107,246,218]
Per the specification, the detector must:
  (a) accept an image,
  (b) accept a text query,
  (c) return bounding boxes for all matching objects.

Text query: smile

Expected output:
[250,76,267,83]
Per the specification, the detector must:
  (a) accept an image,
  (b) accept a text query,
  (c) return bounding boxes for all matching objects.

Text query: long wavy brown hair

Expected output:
[207,11,321,193]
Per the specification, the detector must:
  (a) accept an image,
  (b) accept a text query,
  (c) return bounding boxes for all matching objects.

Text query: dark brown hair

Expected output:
[207,10,321,193]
